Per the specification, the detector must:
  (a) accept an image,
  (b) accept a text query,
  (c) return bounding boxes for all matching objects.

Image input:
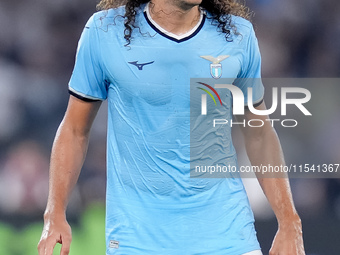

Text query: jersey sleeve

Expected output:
[236,23,264,106]
[68,14,108,101]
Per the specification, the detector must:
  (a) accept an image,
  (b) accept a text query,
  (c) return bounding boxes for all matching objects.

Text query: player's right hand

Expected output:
[38,213,72,255]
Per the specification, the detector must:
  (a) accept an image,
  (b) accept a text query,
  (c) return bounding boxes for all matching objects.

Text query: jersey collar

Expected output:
[143,2,206,43]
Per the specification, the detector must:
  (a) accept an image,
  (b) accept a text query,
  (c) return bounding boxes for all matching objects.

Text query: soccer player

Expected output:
[38,0,305,254]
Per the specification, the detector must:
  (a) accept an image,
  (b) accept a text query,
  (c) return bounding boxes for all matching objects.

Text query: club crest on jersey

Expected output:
[200,55,230,79]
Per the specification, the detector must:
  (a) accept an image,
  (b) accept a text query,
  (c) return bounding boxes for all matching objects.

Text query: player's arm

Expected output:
[38,95,101,255]
[236,101,305,255]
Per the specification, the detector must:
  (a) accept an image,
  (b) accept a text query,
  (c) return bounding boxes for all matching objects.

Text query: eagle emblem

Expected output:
[200,55,230,79]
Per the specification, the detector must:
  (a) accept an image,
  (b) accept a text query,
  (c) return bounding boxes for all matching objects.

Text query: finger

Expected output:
[43,237,58,255]
[37,240,45,255]
[38,231,49,255]
[60,235,72,255]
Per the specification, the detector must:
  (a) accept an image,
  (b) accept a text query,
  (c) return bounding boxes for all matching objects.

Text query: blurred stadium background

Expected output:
[0,0,340,254]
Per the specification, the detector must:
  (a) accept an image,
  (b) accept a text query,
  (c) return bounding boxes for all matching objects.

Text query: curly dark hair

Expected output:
[97,0,252,45]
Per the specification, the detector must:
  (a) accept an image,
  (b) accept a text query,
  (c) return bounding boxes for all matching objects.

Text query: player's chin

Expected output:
[179,0,203,9]
[190,0,203,6]
[187,0,203,5]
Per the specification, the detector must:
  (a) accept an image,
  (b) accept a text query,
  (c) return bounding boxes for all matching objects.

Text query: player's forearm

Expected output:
[257,177,300,226]
[45,120,90,217]
[245,127,300,224]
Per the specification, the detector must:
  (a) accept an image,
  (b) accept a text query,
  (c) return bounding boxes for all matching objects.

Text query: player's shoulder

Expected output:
[227,15,257,47]
[230,15,254,36]
[204,11,255,44]
[86,6,126,29]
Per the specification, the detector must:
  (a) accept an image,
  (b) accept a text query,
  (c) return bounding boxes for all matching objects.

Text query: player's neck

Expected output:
[148,0,201,36]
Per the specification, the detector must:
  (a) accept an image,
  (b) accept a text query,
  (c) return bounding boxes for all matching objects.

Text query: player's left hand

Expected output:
[269,217,305,255]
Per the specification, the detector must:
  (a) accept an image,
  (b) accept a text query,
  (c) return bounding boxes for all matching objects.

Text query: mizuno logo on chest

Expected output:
[128,61,154,70]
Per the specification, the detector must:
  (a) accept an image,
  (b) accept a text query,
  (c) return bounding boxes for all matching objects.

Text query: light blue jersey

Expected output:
[69,4,264,255]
